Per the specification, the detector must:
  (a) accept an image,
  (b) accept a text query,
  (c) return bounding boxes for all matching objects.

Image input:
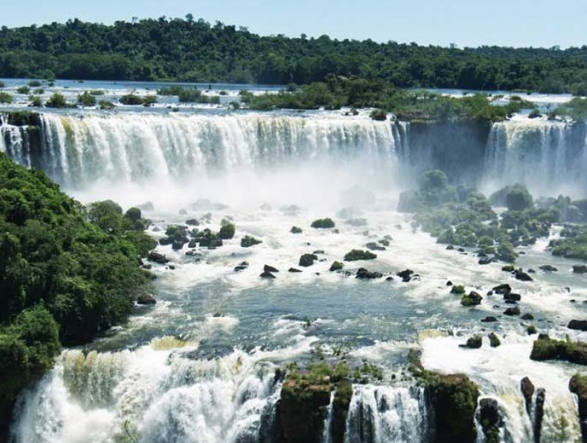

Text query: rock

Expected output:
[356,268,383,279]
[137,294,156,305]
[142,263,152,270]
[288,268,302,273]
[521,313,534,320]
[234,262,249,272]
[461,291,482,307]
[260,271,276,279]
[502,265,515,272]
[530,335,587,365]
[513,269,533,281]
[568,320,587,331]
[365,242,385,251]
[534,389,545,443]
[488,332,501,347]
[478,256,493,265]
[492,284,511,295]
[331,381,352,443]
[520,377,535,415]
[446,281,453,286]
[264,264,279,273]
[481,316,498,323]
[343,249,377,261]
[299,254,318,267]
[278,371,333,443]
[218,223,236,239]
[446,245,454,250]
[425,373,480,443]
[187,239,198,248]
[503,306,520,316]
[312,250,325,255]
[147,252,169,264]
[460,335,482,348]
[504,292,521,303]
[397,269,415,282]
[539,264,558,272]
[311,218,335,229]
[172,239,186,250]
[569,374,587,441]
[290,226,302,234]
[479,398,503,443]
[527,325,537,335]
[573,265,587,274]
[168,265,176,270]
[329,261,344,272]
[185,218,199,226]
[241,235,262,248]
[450,285,465,295]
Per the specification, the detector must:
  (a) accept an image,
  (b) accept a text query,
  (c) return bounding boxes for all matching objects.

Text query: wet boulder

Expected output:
[355,268,383,279]
[234,261,249,272]
[329,261,344,272]
[299,254,318,267]
[397,269,416,282]
[488,333,501,348]
[288,267,302,273]
[461,291,482,307]
[513,269,533,281]
[492,284,512,295]
[460,335,482,349]
[479,398,503,443]
[365,242,385,251]
[260,271,276,279]
[503,306,520,316]
[520,377,535,415]
[573,265,587,274]
[218,222,236,239]
[311,218,335,229]
[343,249,376,261]
[569,374,587,441]
[568,320,587,331]
[481,316,498,323]
[241,235,262,248]
[290,226,302,234]
[521,313,534,320]
[147,251,169,264]
[136,294,156,305]
[503,292,521,303]
[539,264,558,272]
[264,264,279,273]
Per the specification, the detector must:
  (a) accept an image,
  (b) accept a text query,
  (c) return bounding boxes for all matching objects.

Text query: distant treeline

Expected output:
[0,16,586,94]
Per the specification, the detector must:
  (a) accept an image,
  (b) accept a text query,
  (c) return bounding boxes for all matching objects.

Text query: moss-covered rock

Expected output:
[569,374,587,441]
[241,235,262,247]
[299,253,318,267]
[488,333,501,347]
[329,261,344,272]
[311,218,335,229]
[218,222,235,239]
[530,335,587,365]
[461,291,482,307]
[343,249,377,261]
[290,226,303,234]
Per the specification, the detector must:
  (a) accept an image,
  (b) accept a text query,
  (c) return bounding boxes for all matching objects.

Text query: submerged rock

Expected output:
[481,316,498,323]
[260,271,276,279]
[288,267,302,273]
[539,264,558,272]
[234,261,249,272]
[365,242,385,251]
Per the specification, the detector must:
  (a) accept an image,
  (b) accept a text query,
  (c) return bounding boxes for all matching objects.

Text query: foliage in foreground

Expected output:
[0,154,155,418]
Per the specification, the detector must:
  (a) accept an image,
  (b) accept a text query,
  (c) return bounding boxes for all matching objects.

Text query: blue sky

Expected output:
[2,0,586,48]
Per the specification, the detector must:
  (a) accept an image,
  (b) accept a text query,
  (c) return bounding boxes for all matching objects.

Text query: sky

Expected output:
[1,0,586,48]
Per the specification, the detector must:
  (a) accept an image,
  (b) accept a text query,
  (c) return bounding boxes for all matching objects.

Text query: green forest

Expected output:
[0,153,155,433]
[0,16,586,93]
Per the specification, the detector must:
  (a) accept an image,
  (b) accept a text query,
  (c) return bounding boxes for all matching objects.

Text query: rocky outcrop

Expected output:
[569,320,587,331]
[520,377,535,415]
[530,335,587,365]
[478,398,503,443]
[343,249,377,261]
[569,374,587,441]
[299,254,318,267]
[356,268,383,279]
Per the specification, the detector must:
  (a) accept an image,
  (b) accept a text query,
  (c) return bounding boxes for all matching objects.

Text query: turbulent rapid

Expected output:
[2,103,586,443]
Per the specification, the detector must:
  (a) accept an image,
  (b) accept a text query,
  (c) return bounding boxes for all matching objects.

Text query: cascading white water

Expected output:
[343,384,429,443]
[0,115,31,168]
[483,119,587,197]
[34,112,400,189]
[11,338,287,443]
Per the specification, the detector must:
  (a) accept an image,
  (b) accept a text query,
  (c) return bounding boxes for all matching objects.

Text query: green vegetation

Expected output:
[218,221,235,239]
[89,89,105,96]
[0,92,13,103]
[119,93,157,106]
[45,92,68,108]
[27,80,41,87]
[530,335,587,365]
[343,249,377,261]
[311,217,335,228]
[77,91,97,106]
[29,95,43,107]
[177,88,220,104]
[0,154,155,429]
[549,97,587,121]
[400,171,563,263]
[99,100,115,110]
[549,225,587,260]
[17,86,30,94]
[0,17,585,93]
[0,81,4,88]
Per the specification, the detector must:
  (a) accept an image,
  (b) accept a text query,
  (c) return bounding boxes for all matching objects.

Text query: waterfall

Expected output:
[11,341,283,443]
[343,384,429,443]
[7,112,399,189]
[0,115,31,168]
[483,119,587,196]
